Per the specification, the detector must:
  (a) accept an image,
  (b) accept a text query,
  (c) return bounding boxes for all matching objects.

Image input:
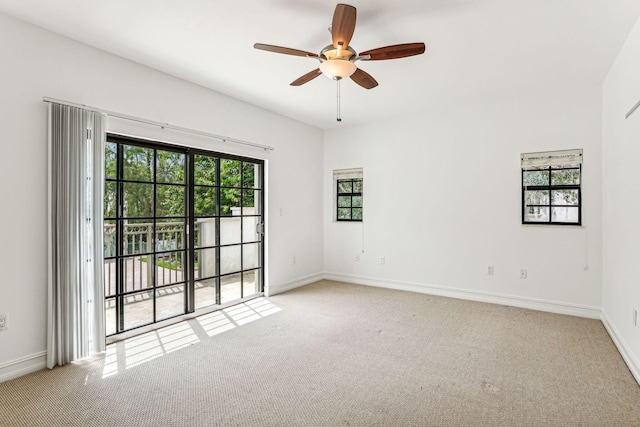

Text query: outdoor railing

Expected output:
[103,213,257,298]
[104,222,199,296]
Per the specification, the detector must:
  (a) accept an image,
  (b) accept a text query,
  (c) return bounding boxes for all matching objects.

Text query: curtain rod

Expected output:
[42,96,275,151]
[626,98,640,120]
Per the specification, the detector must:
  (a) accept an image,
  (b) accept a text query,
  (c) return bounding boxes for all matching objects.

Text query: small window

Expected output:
[334,168,363,222]
[521,149,582,225]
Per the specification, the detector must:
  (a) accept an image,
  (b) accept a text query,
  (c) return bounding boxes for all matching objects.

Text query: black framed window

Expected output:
[104,134,265,338]
[337,178,363,221]
[521,149,582,225]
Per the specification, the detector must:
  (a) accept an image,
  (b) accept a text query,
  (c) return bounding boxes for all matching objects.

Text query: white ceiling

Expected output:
[1,0,639,130]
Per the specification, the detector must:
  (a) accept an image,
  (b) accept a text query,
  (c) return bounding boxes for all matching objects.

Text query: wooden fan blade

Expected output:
[350,68,378,89]
[332,4,357,49]
[290,69,323,86]
[359,43,426,61]
[254,43,318,58]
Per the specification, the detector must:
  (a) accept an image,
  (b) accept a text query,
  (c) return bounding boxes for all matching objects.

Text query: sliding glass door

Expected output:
[104,134,264,337]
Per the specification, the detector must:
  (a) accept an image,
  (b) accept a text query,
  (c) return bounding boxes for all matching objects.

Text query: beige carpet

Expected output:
[2,280,640,426]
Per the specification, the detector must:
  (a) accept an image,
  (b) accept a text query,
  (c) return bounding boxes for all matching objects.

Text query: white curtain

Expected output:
[47,103,106,369]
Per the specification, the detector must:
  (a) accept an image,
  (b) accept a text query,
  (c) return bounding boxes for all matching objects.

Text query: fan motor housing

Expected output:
[319,44,356,61]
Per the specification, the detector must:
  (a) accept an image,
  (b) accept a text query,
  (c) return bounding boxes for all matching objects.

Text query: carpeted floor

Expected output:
[2,280,640,426]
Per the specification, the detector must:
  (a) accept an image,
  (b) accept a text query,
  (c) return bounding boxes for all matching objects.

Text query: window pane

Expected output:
[104,220,117,257]
[105,142,117,179]
[122,291,154,330]
[194,186,216,217]
[523,170,549,186]
[105,259,116,297]
[195,248,218,280]
[243,216,261,243]
[156,150,185,184]
[104,181,117,218]
[194,155,216,186]
[221,245,242,275]
[551,206,580,223]
[156,185,185,217]
[156,284,185,320]
[195,278,217,310]
[220,217,242,245]
[525,190,549,206]
[353,179,363,193]
[196,219,216,249]
[551,169,580,185]
[155,220,185,251]
[220,188,241,216]
[243,162,259,189]
[552,207,579,223]
[352,208,363,220]
[338,208,351,220]
[552,189,579,206]
[242,189,261,214]
[243,243,260,270]
[338,180,353,193]
[123,145,153,182]
[124,219,154,255]
[524,206,549,222]
[220,159,242,187]
[122,255,153,293]
[352,196,362,208]
[123,182,154,218]
[338,195,352,208]
[155,251,186,287]
[243,270,261,297]
[220,273,242,303]
[105,298,116,335]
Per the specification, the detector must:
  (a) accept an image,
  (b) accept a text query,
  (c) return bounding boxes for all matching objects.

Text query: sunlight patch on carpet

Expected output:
[102,297,281,378]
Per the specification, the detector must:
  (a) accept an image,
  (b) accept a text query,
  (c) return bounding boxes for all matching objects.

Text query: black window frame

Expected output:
[104,133,265,338]
[521,164,582,226]
[336,178,363,222]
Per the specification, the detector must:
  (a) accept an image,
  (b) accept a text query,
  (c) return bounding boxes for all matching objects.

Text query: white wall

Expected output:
[602,16,640,382]
[324,85,603,316]
[0,13,324,380]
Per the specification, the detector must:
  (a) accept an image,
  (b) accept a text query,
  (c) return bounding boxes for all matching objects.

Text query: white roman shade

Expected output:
[521,149,583,169]
[333,167,363,180]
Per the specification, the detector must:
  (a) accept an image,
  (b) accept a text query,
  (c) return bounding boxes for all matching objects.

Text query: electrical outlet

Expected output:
[292,256,296,265]
[355,254,360,262]
[520,269,527,279]
[487,266,494,275]
[0,313,7,331]
[380,257,385,265]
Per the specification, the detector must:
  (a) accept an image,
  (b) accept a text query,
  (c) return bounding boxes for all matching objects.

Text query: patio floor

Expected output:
[105,258,261,335]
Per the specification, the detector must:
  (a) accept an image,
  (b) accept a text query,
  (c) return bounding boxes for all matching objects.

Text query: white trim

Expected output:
[601,310,640,385]
[266,272,325,296]
[0,351,47,383]
[323,272,601,319]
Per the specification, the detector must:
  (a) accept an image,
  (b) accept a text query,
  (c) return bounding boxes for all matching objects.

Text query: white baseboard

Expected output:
[266,272,324,297]
[601,310,640,384]
[0,351,47,383]
[323,272,602,319]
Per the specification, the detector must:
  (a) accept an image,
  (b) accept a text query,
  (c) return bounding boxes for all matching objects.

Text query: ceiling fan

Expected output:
[254,3,426,121]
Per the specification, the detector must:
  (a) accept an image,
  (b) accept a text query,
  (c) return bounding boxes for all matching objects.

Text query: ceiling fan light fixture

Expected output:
[319,59,357,79]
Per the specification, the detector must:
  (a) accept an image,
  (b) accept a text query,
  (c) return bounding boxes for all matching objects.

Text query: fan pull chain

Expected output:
[336,78,342,122]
